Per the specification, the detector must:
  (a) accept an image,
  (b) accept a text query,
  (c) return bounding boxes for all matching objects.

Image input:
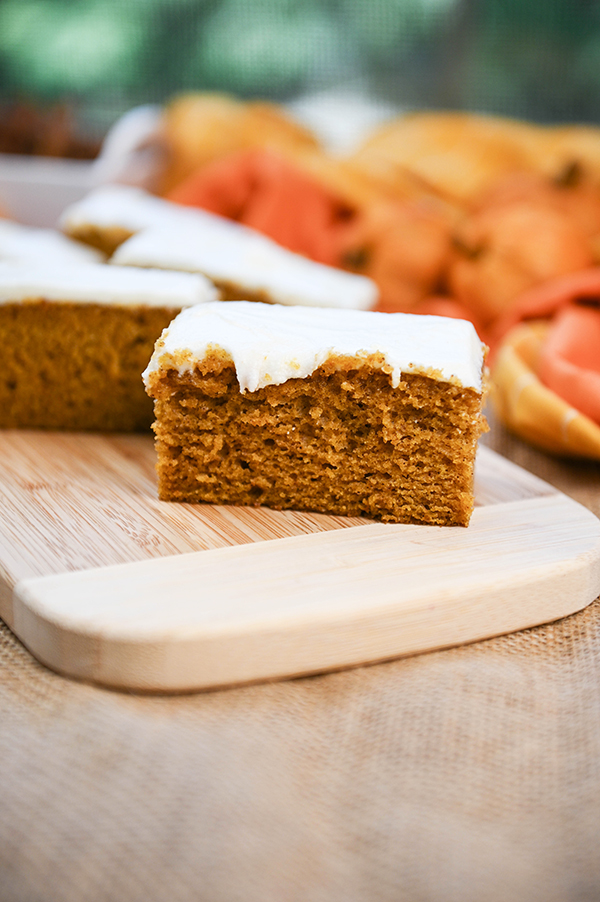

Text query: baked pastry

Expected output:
[156,93,320,194]
[0,262,216,431]
[60,184,378,310]
[349,111,542,206]
[143,301,487,526]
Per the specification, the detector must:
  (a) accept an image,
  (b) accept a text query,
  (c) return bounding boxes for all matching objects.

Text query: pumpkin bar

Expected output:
[143,301,487,525]
[0,262,216,432]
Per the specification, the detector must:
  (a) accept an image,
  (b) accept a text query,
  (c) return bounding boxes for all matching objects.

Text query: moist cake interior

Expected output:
[0,301,180,432]
[149,350,486,526]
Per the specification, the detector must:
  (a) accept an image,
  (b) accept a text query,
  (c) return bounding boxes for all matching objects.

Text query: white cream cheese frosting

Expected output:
[143,301,485,393]
[59,185,378,311]
[58,184,194,235]
[0,220,105,264]
[0,262,217,307]
[113,224,378,310]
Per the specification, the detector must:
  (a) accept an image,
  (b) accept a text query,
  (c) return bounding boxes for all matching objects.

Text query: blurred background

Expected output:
[0,0,599,145]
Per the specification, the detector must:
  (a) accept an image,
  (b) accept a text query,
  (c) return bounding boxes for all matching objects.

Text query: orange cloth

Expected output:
[489,269,600,426]
[491,321,600,458]
[410,295,488,341]
[493,267,600,339]
[167,149,353,266]
[538,303,600,425]
[486,268,600,459]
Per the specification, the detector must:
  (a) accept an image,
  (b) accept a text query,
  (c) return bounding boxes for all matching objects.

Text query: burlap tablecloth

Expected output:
[2,411,600,902]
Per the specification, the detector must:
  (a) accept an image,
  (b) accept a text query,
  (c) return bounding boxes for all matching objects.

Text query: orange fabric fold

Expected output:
[491,321,600,458]
[492,267,600,342]
[166,148,354,266]
[538,303,600,425]
[410,295,488,340]
[490,268,600,441]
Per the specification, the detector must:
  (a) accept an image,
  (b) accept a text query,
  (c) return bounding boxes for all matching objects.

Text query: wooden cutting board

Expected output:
[1,430,599,692]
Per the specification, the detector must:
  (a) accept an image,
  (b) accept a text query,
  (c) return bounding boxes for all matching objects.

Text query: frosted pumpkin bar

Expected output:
[60,184,378,310]
[0,262,216,432]
[143,302,487,525]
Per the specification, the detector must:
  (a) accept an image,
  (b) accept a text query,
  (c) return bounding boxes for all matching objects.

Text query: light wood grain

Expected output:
[0,430,366,625]
[2,431,600,691]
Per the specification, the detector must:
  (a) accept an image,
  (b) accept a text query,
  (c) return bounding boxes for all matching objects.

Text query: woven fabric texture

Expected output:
[1,411,600,902]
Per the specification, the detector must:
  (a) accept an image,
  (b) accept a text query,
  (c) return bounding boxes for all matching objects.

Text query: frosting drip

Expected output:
[144,301,485,393]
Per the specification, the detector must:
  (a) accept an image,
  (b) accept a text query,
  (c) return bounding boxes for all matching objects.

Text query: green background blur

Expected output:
[0,0,598,135]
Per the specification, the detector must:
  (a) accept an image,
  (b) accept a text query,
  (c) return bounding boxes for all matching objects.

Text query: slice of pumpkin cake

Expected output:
[143,302,487,525]
[0,262,216,432]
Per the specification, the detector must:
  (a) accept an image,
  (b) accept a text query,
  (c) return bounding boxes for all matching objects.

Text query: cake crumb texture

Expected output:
[0,302,180,431]
[149,353,486,526]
